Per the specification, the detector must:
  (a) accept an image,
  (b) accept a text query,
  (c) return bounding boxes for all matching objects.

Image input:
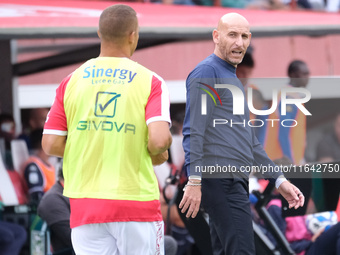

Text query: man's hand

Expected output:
[311,227,325,242]
[179,182,201,218]
[277,181,305,209]
[150,150,168,165]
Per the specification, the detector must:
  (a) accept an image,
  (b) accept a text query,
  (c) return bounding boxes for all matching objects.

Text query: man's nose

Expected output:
[235,35,243,46]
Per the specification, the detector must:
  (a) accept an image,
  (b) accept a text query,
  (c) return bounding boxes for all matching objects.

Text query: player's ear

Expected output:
[129,31,138,44]
[129,31,134,41]
[213,29,219,44]
[245,32,252,49]
[97,30,101,39]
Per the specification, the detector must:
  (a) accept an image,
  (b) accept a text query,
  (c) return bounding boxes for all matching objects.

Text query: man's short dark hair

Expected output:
[288,60,306,76]
[29,128,43,150]
[239,52,254,68]
[99,5,137,41]
[170,110,185,135]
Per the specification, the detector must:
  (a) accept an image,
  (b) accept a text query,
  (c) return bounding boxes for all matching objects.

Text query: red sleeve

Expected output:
[145,74,171,125]
[43,74,72,136]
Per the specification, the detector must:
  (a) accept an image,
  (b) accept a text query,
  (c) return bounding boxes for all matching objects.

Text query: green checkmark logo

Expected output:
[95,92,121,118]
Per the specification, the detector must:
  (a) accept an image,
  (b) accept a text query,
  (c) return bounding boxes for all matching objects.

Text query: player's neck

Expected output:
[99,43,132,59]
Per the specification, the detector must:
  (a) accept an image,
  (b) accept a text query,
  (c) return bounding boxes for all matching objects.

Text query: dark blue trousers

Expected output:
[202,178,255,255]
[0,221,27,255]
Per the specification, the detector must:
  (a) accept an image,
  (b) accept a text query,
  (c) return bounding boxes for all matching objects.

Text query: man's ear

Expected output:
[129,31,136,44]
[212,29,219,44]
[97,29,101,39]
[245,32,252,49]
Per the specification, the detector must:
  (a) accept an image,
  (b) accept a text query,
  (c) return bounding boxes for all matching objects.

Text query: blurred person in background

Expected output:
[281,0,313,8]
[0,113,16,169]
[316,112,340,163]
[236,51,255,89]
[265,196,340,255]
[22,128,55,209]
[18,108,49,150]
[0,220,27,255]
[315,112,340,212]
[198,0,287,9]
[38,167,74,255]
[270,60,310,165]
[0,113,16,151]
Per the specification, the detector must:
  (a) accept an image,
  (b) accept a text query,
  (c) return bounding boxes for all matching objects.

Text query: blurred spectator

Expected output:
[281,0,312,9]
[309,0,327,10]
[236,52,255,89]
[21,128,55,208]
[0,220,27,255]
[248,0,288,9]
[253,61,310,165]
[198,0,287,9]
[315,112,340,212]
[282,0,339,11]
[18,108,49,150]
[38,168,74,255]
[236,52,268,188]
[170,110,185,136]
[236,51,265,120]
[198,0,248,8]
[316,112,340,163]
[0,114,16,151]
[0,113,16,169]
[265,198,340,255]
[273,60,310,165]
[151,0,196,5]
[236,52,269,145]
